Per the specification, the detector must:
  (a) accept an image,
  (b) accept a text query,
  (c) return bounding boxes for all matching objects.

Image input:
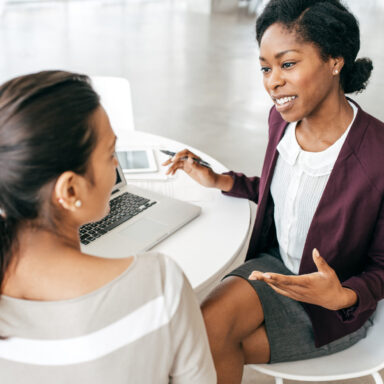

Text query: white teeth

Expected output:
[276,96,296,105]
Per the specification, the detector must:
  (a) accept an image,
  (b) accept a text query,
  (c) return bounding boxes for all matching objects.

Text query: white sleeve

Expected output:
[163,256,217,384]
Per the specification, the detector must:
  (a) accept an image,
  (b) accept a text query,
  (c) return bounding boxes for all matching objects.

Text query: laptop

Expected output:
[80,162,201,258]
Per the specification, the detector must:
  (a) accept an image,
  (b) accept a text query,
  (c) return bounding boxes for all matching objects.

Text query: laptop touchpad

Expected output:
[118,218,168,244]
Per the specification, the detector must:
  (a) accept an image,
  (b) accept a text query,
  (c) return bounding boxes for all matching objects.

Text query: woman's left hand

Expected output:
[249,249,358,311]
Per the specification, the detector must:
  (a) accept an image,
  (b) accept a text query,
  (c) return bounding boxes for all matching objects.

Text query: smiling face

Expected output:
[259,23,342,122]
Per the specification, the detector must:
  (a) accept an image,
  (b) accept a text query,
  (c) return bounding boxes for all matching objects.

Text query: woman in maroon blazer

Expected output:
[164,0,383,382]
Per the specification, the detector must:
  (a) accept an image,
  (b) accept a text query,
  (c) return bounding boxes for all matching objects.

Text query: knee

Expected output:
[201,294,228,337]
[201,277,265,343]
[200,280,242,342]
[201,297,236,353]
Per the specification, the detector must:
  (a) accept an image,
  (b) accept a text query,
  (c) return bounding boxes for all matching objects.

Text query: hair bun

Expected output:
[343,58,373,94]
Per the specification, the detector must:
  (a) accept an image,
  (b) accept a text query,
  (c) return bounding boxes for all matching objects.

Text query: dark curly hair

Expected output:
[256,0,373,93]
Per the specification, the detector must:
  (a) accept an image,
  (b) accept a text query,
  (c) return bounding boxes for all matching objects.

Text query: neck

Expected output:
[300,91,353,139]
[295,90,354,152]
[2,225,81,299]
[6,224,81,278]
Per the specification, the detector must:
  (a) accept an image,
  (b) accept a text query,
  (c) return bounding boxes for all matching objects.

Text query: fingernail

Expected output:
[248,273,257,280]
[263,273,271,279]
[313,248,319,257]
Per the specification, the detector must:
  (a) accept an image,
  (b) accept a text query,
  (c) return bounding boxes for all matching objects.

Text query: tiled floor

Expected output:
[1,1,384,382]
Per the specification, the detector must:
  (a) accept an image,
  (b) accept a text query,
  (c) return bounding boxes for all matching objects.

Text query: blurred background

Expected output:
[1,0,383,176]
[1,1,384,383]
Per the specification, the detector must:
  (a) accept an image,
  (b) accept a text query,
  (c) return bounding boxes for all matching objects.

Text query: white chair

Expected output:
[91,76,135,140]
[249,300,384,384]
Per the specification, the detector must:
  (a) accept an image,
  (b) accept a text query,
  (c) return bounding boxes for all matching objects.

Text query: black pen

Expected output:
[160,149,211,168]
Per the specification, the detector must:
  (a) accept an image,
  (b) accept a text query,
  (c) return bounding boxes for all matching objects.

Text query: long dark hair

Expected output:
[256,0,373,93]
[0,70,100,292]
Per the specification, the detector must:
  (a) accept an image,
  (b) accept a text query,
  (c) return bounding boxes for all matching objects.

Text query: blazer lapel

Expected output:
[245,110,288,260]
[258,117,288,200]
[299,100,369,273]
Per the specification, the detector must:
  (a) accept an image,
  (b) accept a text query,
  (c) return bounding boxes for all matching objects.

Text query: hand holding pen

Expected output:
[160,149,211,168]
[161,148,221,189]
[161,148,235,191]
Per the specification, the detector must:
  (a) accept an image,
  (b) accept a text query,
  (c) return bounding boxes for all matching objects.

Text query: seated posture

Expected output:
[164,0,383,383]
[0,71,216,384]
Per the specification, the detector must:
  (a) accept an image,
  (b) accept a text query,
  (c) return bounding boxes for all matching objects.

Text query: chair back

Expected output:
[251,300,384,381]
[91,76,135,140]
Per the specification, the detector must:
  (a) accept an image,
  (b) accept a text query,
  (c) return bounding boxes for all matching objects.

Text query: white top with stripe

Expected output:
[270,101,357,274]
[0,252,216,384]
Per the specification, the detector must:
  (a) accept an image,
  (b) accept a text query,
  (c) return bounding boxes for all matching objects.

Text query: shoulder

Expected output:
[67,252,184,302]
[89,252,187,320]
[94,252,185,295]
[361,111,384,158]
[95,251,181,279]
[130,252,186,295]
[132,252,188,318]
[348,101,384,191]
[349,99,384,140]
[132,252,183,280]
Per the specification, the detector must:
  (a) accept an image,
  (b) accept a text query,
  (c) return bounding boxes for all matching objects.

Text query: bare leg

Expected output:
[201,276,270,384]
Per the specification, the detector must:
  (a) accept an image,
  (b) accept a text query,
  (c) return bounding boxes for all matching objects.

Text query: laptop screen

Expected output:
[115,168,122,184]
[112,159,127,193]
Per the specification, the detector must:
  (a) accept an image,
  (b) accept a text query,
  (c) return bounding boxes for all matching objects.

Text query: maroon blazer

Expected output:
[224,99,384,347]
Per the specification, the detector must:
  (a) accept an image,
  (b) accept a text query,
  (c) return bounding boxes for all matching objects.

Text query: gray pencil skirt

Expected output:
[224,250,374,364]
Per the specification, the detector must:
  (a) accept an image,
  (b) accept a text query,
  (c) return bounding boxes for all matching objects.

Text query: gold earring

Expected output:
[74,200,82,208]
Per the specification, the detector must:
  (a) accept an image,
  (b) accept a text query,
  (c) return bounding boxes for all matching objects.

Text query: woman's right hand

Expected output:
[162,149,234,191]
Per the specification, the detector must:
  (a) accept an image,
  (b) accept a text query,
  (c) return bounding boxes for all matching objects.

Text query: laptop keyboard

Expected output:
[79,192,157,245]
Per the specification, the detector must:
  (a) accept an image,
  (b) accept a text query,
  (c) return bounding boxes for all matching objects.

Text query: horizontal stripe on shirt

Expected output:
[0,255,183,366]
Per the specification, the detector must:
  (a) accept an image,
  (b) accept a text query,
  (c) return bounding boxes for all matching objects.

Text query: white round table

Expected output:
[116,130,253,301]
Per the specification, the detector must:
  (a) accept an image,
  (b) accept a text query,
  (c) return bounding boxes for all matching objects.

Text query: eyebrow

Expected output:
[259,49,301,61]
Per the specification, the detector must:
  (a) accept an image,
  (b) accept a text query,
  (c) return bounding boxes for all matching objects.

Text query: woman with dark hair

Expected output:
[165,0,383,382]
[0,71,216,383]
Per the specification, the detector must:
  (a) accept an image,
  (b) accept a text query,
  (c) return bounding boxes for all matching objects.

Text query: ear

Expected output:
[330,56,345,75]
[54,171,86,212]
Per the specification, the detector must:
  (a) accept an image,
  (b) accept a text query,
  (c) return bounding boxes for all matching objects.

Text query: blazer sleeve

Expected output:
[338,198,384,322]
[221,171,260,204]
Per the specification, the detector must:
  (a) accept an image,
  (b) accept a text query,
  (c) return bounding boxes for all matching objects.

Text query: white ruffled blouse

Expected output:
[270,101,357,274]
